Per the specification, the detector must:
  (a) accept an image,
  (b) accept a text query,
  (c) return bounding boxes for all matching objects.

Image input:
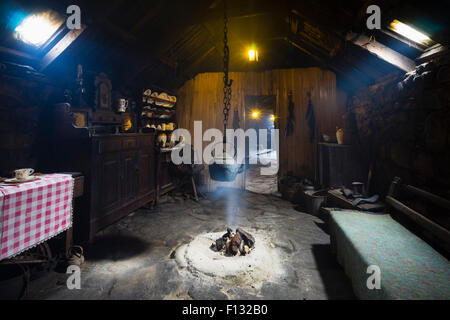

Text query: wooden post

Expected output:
[191,176,199,202]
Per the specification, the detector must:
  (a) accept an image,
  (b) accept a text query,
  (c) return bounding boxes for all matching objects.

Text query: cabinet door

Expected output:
[122,150,138,205]
[138,149,155,196]
[97,152,121,214]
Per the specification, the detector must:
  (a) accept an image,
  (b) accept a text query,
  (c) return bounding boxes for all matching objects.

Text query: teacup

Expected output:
[15,168,34,180]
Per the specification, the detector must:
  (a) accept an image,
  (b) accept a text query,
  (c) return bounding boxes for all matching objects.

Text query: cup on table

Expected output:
[14,168,34,180]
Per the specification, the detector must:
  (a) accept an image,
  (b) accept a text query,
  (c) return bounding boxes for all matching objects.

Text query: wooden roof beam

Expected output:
[39,25,86,71]
[130,0,165,34]
[346,32,416,72]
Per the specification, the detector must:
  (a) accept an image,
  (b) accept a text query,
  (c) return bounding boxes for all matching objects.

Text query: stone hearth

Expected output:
[26,189,354,300]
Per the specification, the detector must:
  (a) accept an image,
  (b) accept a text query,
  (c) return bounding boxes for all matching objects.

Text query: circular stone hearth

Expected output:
[174,230,284,285]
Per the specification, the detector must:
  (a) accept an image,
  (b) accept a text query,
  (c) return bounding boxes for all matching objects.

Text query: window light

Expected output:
[389,19,432,45]
[15,11,63,46]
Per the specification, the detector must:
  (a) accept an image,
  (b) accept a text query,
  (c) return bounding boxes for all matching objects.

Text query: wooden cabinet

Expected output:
[45,105,158,241]
[43,104,177,242]
[121,149,138,206]
[138,136,155,197]
[97,151,122,215]
[88,135,155,240]
[317,142,366,189]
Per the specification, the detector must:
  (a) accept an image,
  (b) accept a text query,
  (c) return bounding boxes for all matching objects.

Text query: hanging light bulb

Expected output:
[248,49,258,62]
[251,110,260,119]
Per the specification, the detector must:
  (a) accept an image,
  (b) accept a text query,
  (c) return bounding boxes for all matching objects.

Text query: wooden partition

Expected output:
[176,68,345,192]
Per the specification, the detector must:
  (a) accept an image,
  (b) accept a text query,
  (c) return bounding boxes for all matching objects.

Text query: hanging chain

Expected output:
[222,0,232,134]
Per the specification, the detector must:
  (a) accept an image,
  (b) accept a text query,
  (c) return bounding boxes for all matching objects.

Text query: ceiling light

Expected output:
[270,115,275,122]
[251,110,260,119]
[15,11,62,46]
[389,19,431,45]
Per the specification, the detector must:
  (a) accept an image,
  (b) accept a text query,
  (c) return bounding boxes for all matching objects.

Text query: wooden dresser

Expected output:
[42,103,158,242]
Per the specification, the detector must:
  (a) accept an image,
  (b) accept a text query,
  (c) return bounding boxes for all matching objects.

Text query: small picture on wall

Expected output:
[94,73,112,110]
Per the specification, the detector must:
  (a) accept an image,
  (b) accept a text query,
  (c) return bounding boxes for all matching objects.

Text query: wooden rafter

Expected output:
[39,25,86,71]
[346,32,416,72]
[130,0,165,34]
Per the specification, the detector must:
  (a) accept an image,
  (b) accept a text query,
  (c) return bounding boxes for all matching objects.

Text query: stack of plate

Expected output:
[143,90,177,108]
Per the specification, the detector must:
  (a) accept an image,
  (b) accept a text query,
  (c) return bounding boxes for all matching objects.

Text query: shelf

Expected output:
[142,103,176,110]
[140,128,175,133]
[142,117,174,121]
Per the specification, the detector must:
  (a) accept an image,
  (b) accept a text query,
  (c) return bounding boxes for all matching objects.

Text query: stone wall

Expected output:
[0,65,56,177]
[348,54,450,199]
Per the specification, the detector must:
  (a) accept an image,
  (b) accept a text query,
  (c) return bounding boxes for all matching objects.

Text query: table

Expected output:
[0,174,80,261]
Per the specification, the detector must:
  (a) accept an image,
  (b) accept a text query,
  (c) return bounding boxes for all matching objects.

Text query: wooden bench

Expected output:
[386,176,450,254]
[328,177,450,299]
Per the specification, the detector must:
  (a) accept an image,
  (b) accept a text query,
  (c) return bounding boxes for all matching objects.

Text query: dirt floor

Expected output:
[26,189,354,300]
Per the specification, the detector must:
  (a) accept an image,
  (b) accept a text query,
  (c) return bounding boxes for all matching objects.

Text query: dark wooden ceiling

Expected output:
[0,0,449,93]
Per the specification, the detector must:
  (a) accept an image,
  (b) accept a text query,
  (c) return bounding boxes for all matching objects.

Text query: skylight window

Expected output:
[389,19,432,46]
[14,11,63,47]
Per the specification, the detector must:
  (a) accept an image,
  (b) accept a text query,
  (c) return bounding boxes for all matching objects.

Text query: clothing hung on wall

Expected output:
[285,92,295,137]
[305,92,315,142]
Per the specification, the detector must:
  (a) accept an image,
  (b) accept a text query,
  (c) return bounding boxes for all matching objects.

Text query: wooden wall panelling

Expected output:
[176,68,345,192]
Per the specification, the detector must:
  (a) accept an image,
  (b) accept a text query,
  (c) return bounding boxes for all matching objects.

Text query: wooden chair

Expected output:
[169,145,204,201]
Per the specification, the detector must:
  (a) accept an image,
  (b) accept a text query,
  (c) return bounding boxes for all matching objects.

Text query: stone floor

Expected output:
[27,188,355,300]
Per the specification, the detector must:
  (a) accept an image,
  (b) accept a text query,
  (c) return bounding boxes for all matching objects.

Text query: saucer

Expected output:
[4,176,40,184]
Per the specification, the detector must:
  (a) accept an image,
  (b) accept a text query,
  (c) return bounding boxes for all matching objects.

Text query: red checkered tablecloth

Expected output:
[0,174,74,260]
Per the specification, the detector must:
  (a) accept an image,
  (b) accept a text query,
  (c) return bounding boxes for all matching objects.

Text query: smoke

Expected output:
[226,204,239,229]
[215,187,242,229]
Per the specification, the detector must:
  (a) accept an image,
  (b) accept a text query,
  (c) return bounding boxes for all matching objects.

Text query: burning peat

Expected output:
[211,227,255,256]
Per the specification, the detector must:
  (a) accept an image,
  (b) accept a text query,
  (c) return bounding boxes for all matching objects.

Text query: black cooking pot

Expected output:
[209,157,244,181]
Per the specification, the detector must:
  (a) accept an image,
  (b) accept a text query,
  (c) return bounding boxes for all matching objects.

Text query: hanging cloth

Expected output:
[232,108,240,130]
[285,91,295,137]
[305,92,315,142]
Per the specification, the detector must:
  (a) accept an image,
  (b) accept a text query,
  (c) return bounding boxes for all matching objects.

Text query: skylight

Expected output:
[389,19,432,46]
[14,11,63,47]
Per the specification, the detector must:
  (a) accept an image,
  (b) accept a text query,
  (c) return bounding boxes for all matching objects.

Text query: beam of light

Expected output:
[251,110,260,119]
[14,11,62,46]
[389,19,431,45]
[248,49,258,62]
